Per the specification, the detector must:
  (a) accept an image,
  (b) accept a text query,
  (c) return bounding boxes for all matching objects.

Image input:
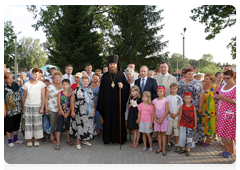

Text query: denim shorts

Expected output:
[55,115,70,132]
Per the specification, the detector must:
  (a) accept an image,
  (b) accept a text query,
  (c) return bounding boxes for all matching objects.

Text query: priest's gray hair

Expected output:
[125,67,134,76]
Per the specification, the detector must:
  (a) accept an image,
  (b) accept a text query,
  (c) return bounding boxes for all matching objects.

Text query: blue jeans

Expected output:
[94,106,102,130]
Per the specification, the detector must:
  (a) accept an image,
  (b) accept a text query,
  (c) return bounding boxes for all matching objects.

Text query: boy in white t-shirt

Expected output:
[166,83,183,152]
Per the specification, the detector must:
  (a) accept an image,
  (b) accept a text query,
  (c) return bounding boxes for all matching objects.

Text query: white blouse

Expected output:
[23,81,46,107]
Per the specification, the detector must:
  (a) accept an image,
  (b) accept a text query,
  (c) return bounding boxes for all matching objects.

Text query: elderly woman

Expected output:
[19,72,28,98]
[4,72,23,147]
[124,67,135,140]
[45,71,64,144]
[70,76,96,150]
[90,74,102,138]
[177,68,204,145]
[214,70,236,158]
[22,68,46,147]
[201,73,218,147]
[71,72,83,91]
[125,67,135,87]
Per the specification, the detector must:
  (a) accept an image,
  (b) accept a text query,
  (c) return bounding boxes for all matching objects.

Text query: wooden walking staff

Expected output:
[119,87,122,150]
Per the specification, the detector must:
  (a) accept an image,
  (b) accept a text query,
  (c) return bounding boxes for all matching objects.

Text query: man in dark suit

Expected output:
[133,65,157,148]
[135,65,157,100]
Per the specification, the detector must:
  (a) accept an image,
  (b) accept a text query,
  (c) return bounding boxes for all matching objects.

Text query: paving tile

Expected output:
[4,133,236,164]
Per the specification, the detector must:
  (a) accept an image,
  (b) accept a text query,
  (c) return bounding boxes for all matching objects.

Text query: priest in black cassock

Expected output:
[97,55,130,144]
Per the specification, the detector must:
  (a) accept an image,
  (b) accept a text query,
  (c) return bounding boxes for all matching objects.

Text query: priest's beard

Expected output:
[109,67,117,74]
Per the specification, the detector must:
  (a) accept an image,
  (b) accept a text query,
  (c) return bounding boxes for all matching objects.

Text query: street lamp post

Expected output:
[11,30,22,81]
[181,28,186,69]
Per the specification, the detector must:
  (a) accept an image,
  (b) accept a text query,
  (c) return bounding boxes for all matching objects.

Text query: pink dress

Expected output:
[215,85,236,140]
[152,98,169,132]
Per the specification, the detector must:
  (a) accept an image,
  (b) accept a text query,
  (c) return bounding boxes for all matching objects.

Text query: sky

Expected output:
[2,2,238,67]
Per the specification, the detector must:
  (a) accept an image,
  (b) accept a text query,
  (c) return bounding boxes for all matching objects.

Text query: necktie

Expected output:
[161,75,165,84]
[141,78,145,93]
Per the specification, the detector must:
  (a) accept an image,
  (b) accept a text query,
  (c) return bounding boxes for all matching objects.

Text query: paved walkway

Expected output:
[4,132,236,164]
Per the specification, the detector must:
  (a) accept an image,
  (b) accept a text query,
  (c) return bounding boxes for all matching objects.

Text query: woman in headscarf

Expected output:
[22,68,46,147]
[69,76,96,150]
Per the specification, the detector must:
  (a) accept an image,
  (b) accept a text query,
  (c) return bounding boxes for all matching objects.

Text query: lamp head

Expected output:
[184,28,186,32]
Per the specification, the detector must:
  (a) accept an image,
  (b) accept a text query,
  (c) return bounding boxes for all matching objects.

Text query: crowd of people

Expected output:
[4,57,236,159]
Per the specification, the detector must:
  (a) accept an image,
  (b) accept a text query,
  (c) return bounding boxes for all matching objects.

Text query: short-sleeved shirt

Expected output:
[138,103,153,122]
[22,81,46,107]
[152,98,169,111]
[4,81,22,117]
[177,78,204,110]
[166,94,183,120]
[47,85,63,112]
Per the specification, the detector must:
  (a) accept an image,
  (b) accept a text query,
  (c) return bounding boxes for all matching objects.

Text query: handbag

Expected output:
[5,91,16,112]
[42,113,52,134]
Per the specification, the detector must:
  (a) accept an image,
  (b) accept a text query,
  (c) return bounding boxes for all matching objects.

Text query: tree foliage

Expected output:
[189,59,198,69]
[227,36,236,59]
[26,5,113,73]
[18,37,48,70]
[190,5,236,59]
[169,53,190,71]
[4,21,21,70]
[108,5,169,71]
[197,63,222,74]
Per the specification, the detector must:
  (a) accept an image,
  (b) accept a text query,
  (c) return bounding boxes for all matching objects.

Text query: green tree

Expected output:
[190,5,236,59]
[108,5,169,71]
[197,63,222,74]
[4,21,21,70]
[18,37,48,70]
[169,53,190,71]
[197,54,214,69]
[27,5,113,72]
[189,59,198,69]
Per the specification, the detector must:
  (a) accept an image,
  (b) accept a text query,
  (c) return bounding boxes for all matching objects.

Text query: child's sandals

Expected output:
[148,148,153,153]
[142,147,147,152]
[155,149,162,154]
[162,152,167,156]
[55,144,60,150]
[67,140,74,146]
